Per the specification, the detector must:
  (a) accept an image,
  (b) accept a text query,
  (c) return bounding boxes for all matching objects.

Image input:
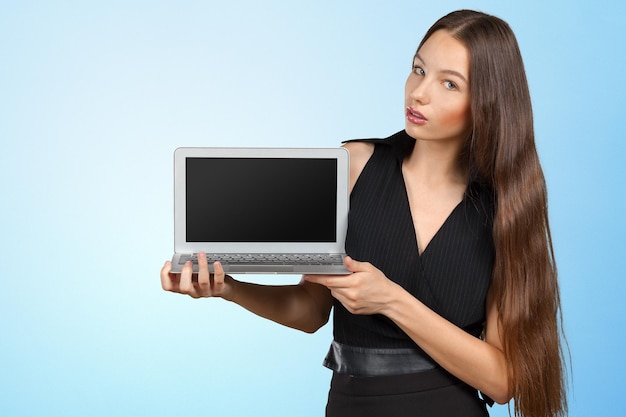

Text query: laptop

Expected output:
[170,147,351,274]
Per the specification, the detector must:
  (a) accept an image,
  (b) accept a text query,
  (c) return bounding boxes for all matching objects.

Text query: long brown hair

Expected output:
[418,10,567,417]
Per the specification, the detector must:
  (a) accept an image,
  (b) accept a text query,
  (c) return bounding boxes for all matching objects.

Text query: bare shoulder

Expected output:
[342,141,375,193]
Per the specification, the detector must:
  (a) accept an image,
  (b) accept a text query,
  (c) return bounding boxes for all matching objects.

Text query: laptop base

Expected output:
[171,253,350,275]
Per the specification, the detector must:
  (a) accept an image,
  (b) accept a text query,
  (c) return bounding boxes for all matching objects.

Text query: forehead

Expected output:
[415,30,469,79]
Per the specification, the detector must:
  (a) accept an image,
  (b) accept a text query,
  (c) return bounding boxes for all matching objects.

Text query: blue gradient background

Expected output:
[1,1,624,416]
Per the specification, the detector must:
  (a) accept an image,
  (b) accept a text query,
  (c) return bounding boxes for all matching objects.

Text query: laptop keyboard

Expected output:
[178,253,345,266]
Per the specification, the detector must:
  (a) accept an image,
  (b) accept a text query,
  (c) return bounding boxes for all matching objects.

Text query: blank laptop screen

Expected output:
[185,157,338,242]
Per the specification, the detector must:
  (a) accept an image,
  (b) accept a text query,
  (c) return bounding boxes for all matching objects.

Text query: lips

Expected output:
[406,107,427,125]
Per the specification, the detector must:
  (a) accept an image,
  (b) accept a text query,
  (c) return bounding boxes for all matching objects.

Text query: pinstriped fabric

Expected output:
[332,131,494,351]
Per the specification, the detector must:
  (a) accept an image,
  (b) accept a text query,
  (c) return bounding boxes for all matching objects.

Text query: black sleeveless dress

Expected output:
[324,131,495,417]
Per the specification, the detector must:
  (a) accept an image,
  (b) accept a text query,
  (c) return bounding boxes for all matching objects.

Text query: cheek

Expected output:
[439,101,472,133]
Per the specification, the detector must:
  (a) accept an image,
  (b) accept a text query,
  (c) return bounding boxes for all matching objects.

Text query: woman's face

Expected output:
[405,30,472,145]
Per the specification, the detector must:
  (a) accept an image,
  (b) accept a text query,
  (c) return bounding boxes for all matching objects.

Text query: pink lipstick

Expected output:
[406,107,427,125]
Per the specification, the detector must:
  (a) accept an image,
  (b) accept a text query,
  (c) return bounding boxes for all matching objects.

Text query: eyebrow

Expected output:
[414,53,468,84]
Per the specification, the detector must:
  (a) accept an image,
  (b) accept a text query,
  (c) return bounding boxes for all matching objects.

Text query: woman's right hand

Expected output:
[161,251,233,299]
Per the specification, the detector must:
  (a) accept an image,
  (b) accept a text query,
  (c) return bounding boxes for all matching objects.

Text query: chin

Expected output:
[404,124,423,140]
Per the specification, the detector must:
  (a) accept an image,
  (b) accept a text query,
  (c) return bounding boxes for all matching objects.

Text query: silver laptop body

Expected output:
[170,147,350,274]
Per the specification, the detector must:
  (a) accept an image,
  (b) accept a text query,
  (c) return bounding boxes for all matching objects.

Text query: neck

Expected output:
[404,139,467,186]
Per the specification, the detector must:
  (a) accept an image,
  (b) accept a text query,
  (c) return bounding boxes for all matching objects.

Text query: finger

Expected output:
[212,261,226,293]
[197,252,210,290]
[344,256,372,273]
[178,261,195,294]
[302,274,325,285]
[160,261,176,291]
[304,274,348,289]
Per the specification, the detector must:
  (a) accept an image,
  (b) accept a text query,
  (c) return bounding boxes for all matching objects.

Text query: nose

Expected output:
[407,75,430,105]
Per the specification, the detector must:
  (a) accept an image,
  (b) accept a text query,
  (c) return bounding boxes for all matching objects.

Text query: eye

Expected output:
[443,80,458,90]
[412,65,425,76]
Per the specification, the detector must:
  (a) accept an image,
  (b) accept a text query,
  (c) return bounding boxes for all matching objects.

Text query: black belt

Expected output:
[323,341,438,377]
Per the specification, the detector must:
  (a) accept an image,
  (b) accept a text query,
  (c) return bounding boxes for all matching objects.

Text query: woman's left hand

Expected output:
[304,256,400,315]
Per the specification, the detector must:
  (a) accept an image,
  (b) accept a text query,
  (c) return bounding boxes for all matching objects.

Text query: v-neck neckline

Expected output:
[400,171,466,259]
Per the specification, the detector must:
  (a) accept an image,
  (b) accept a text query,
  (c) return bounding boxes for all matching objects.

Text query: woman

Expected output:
[161,10,567,417]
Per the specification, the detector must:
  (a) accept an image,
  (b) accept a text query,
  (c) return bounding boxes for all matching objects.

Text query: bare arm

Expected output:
[161,253,333,333]
[385,281,510,403]
[342,141,374,193]
[224,276,333,333]
[305,258,511,404]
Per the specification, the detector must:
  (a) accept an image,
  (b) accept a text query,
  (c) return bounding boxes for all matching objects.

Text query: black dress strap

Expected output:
[342,130,416,164]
